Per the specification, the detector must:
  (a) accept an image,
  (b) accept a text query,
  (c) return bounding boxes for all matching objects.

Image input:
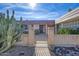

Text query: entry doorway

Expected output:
[39,25,44,33]
[35,25,47,41]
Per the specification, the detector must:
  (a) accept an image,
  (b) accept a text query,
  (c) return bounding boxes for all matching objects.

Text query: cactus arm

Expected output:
[0,10,23,53]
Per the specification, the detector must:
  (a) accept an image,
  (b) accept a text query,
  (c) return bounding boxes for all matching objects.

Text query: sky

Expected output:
[0,3,79,20]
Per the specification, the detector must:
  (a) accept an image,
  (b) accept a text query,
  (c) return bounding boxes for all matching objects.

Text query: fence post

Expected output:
[47,25,55,45]
[28,25,35,46]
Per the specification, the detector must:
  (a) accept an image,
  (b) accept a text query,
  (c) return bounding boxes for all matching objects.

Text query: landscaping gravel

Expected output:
[49,46,79,56]
[0,46,35,56]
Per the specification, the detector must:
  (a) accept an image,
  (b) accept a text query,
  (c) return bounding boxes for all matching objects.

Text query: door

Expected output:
[39,25,43,33]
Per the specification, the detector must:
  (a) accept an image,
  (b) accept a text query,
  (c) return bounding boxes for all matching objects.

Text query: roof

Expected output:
[55,7,79,24]
[23,20,55,25]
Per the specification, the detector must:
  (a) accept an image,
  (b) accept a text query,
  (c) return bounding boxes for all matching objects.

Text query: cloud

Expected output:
[14,10,60,20]
[0,3,61,20]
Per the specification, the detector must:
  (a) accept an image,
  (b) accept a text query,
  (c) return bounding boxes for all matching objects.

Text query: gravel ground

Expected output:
[0,46,35,56]
[49,45,79,56]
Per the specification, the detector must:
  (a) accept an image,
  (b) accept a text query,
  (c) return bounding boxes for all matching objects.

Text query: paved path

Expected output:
[35,41,51,56]
[35,34,48,41]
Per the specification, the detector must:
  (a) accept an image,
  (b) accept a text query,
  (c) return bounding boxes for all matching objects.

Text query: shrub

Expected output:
[57,28,79,34]
[35,29,40,35]
[57,28,71,34]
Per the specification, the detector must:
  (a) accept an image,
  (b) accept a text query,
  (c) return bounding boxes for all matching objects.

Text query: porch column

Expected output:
[45,24,48,34]
[47,25,55,45]
[28,25,35,46]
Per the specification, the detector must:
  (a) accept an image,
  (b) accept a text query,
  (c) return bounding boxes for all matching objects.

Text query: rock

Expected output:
[19,51,25,56]
[0,46,35,56]
[49,46,79,56]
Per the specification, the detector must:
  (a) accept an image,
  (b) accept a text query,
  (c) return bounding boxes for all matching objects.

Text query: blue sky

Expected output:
[0,3,79,20]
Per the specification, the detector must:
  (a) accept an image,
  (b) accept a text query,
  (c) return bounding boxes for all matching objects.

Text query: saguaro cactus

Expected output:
[0,10,23,53]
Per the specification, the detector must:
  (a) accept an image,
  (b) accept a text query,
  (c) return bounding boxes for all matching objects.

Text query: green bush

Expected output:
[57,28,79,34]
[35,29,40,35]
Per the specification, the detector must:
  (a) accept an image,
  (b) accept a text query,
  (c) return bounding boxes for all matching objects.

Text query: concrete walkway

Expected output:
[35,41,51,56]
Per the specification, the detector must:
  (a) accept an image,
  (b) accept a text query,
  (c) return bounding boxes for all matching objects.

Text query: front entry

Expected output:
[39,25,44,33]
[34,25,51,56]
[35,33,47,41]
[21,24,54,46]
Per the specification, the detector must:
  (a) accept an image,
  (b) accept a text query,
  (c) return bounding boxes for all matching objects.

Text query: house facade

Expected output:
[55,7,79,33]
[22,7,79,34]
[23,20,55,34]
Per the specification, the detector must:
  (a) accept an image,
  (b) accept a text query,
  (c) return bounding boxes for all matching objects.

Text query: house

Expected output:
[55,7,79,33]
[22,7,79,34]
[23,20,55,34]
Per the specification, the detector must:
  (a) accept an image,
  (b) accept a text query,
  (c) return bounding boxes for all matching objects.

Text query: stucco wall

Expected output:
[34,24,39,30]
[53,35,79,47]
[21,34,29,45]
[15,34,29,46]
